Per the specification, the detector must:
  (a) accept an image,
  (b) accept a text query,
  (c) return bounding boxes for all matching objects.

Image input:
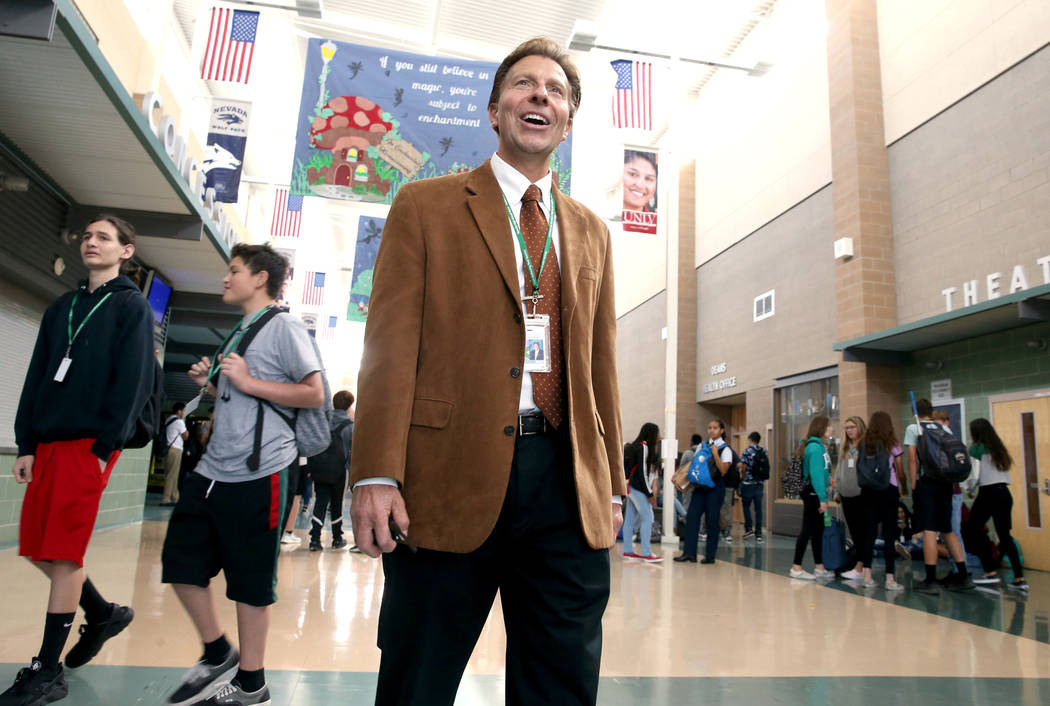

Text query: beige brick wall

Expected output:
[891,44,1050,324]
[696,187,838,404]
[615,292,667,443]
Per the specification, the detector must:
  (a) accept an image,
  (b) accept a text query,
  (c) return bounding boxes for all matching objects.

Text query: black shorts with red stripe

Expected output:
[161,469,287,607]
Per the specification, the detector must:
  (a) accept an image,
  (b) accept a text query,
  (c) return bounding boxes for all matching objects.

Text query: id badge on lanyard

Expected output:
[523,314,551,373]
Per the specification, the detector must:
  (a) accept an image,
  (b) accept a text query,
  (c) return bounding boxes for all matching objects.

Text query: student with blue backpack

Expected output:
[738,432,769,543]
[161,244,325,706]
[675,419,733,564]
[789,416,835,581]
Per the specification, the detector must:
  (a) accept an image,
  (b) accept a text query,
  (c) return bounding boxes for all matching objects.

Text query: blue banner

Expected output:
[290,39,572,205]
[203,99,250,203]
[347,216,386,322]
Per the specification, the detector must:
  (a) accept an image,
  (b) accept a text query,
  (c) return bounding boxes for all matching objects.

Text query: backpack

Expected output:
[152,415,181,460]
[306,419,352,483]
[749,447,770,481]
[782,440,821,497]
[782,456,804,497]
[716,442,742,488]
[125,359,166,449]
[687,442,715,488]
[232,307,334,472]
[916,421,971,483]
[856,443,891,491]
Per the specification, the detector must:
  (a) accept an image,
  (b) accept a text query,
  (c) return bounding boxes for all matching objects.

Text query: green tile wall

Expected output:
[898,321,1050,475]
[0,446,150,548]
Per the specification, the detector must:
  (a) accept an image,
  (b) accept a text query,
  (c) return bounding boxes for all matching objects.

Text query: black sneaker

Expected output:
[946,574,976,592]
[1008,579,1030,592]
[200,679,271,705]
[0,658,67,705]
[309,541,323,552]
[742,530,755,540]
[64,603,134,668]
[331,537,348,549]
[914,579,940,595]
[167,648,239,706]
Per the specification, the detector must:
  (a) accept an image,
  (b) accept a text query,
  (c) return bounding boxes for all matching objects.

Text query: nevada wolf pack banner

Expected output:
[347,216,386,322]
[204,99,251,203]
[290,39,572,205]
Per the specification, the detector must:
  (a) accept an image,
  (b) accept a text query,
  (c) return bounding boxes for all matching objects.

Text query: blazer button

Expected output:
[504,425,515,436]
[510,367,521,378]
[514,313,523,323]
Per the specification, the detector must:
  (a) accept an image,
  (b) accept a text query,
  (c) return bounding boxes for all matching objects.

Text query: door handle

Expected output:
[1045,478,1050,496]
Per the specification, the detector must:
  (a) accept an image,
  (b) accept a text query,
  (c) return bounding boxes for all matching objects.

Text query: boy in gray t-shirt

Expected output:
[161,244,323,706]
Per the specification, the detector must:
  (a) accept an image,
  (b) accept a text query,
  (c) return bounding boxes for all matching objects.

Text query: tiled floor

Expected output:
[1,504,1048,704]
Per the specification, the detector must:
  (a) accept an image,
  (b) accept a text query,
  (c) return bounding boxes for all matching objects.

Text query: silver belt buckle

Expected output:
[518,413,545,436]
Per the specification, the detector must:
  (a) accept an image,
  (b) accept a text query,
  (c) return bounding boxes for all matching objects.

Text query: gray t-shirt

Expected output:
[195,311,321,483]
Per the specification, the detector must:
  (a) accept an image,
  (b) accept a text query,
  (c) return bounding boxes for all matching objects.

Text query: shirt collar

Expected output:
[490,152,553,211]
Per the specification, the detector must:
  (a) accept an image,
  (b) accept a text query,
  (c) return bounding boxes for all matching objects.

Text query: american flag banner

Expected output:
[319,315,337,342]
[302,272,326,306]
[611,59,652,130]
[270,188,302,238]
[201,8,259,84]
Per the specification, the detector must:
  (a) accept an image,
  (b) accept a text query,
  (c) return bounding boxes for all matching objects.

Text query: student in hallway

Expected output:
[161,244,323,706]
[621,423,663,563]
[308,391,355,552]
[6,214,154,705]
[738,432,769,543]
[789,416,834,581]
[160,402,189,506]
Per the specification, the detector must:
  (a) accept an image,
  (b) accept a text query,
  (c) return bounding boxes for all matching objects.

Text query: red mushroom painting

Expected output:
[306,96,424,201]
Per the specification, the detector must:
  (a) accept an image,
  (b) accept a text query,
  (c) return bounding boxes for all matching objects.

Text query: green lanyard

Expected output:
[66,291,113,357]
[502,190,556,312]
[203,305,273,389]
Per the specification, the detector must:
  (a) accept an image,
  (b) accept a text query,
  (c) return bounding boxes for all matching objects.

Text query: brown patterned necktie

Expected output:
[520,184,564,428]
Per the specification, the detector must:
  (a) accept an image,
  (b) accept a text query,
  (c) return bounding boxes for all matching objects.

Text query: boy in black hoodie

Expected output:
[5,215,154,705]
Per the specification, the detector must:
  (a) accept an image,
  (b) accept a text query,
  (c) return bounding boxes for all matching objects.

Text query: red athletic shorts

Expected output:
[19,439,120,566]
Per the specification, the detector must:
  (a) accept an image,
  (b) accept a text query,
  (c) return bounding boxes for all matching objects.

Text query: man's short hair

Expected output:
[690,433,703,446]
[748,431,761,444]
[172,401,186,414]
[333,390,355,410]
[931,410,950,422]
[230,243,289,299]
[488,37,582,134]
[915,397,933,417]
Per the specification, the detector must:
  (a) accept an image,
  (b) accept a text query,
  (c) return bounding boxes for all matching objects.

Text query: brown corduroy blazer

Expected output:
[350,160,626,552]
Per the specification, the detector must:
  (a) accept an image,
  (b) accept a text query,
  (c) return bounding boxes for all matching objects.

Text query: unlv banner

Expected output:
[204,99,251,203]
[290,39,572,205]
[622,148,657,234]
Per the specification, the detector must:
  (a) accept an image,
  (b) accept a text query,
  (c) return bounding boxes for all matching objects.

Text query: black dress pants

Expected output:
[374,427,610,706]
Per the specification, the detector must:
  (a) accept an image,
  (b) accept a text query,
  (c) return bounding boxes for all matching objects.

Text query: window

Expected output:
[774,375,839,499]
[753,290,774,322]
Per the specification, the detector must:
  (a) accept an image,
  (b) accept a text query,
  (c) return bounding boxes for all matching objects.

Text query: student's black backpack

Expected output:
[125,359,165,449]
[716,443,742,488]
[916,420,972,483]
[152,415,180,461]
[306,420,352,483]
[750,447,771,481]
[856,442,891,490]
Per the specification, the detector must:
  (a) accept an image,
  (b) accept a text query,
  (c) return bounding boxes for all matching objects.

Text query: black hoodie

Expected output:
[15,274,155,461]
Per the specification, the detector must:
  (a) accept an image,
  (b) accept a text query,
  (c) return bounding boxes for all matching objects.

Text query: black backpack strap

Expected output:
[233,306,283,472]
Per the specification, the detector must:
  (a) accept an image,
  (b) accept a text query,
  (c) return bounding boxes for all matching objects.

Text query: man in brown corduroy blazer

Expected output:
[350,37,625,706]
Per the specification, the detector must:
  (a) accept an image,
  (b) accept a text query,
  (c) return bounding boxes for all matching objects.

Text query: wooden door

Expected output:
[991,396,1050,571]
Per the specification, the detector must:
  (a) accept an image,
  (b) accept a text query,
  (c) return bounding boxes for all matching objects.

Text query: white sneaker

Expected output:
[840,569,863,581]
[861,577,877,588]
[280,532,301,545]
[790,568,815,580]
[814,568,835,579]
[885,577,904,591]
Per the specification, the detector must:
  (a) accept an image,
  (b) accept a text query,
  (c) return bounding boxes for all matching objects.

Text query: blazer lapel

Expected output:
[553,185,582,329]
[466,162,521,310]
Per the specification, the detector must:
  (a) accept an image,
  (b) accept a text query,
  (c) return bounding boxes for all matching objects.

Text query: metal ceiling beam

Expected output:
[169,291,240,314]
[169,310,240,330]
[67,204,203,241]
[840,348,912,367]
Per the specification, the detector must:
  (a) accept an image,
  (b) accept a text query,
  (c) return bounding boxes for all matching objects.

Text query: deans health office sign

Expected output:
[204,99,251,203]
[290,39,572,205]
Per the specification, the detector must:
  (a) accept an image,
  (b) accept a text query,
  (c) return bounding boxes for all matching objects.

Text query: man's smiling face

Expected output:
[489,54,573,172]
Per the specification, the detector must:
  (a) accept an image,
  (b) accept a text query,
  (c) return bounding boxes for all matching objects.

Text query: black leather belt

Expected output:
[518,413,550,436]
